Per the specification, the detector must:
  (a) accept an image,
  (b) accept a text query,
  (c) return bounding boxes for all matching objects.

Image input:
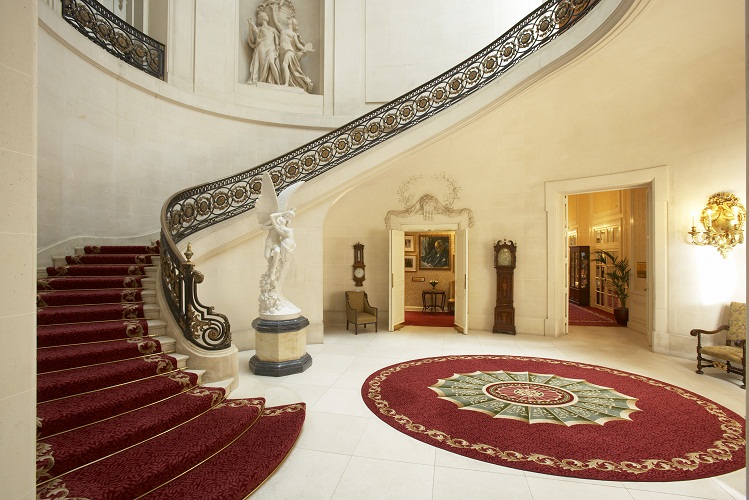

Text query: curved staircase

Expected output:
[36,244,305,499]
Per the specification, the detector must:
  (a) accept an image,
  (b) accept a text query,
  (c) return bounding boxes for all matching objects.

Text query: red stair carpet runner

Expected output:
[36,243,305,499]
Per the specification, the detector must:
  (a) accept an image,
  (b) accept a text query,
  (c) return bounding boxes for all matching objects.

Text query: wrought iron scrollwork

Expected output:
[160,235,232,350]
[159,0,601,350]
[62,0,165,80]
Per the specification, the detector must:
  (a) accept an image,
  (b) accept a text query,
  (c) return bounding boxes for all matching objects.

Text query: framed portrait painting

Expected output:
[419,234,451,270]
[404,235,415,252]
[404,254,417,272]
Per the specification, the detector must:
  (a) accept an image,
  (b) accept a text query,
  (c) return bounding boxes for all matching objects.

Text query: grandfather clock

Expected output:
[493,239,516,335]
[352,242,365,287]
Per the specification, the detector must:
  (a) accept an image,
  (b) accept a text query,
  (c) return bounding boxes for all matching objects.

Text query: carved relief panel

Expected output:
[240,0,321,94]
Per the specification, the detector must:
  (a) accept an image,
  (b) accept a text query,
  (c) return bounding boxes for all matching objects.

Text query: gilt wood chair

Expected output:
[345,291,378,335]
[690,301,746,389]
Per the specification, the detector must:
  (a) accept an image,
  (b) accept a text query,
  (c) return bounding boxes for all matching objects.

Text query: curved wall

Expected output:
[37,0,537,257]
[37,5,330,255]
[36,0,746,361]
[322,0,746,358]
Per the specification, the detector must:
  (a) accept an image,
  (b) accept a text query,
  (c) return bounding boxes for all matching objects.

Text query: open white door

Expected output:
[564,195,569,334]
[454,228,468,334]
[389,229,405,331]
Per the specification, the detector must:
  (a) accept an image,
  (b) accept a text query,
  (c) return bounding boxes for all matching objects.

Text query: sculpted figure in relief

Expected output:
[270,6,315,92]
[246,0,315,93]
[256,172,304,318]
[247,10,280,85]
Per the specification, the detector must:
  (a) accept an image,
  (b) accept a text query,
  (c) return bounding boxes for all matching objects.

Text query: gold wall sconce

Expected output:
[687,192,745,258]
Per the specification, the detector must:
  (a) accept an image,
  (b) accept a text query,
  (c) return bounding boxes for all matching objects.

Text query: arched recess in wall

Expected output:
[544,166,668,350]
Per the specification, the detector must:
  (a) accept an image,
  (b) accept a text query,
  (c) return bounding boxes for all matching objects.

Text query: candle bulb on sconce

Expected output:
[687,192,745,258]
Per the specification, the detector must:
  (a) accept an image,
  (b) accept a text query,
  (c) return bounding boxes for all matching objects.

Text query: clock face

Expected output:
[498,248,512,266]
[354,268,365,278]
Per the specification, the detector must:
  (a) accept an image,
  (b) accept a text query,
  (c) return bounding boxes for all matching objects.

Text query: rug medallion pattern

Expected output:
[430,370,640,425]
[362,355,746,481]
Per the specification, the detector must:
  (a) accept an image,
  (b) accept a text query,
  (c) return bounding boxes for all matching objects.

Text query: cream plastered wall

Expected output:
[2,1,38,498]
[321,0,746,359]
[329,0,545,115]
[36,3,332,257]
[364,0,544,103]
[35,0,745,361]
[36,0,538,258]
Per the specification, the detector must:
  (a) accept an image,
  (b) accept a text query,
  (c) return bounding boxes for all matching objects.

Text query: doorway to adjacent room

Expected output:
[389,225,469,333]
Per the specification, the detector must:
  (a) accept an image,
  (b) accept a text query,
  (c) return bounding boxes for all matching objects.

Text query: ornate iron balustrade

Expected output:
[160,0,601,350]
[160,237,231,350]
[62,0,165,80]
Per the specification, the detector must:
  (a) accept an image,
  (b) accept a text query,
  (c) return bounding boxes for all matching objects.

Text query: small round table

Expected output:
[422,290,446,314]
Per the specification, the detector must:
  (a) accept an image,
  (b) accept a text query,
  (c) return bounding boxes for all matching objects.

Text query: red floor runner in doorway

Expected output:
[569,303,619,326]
[404,311,455,328]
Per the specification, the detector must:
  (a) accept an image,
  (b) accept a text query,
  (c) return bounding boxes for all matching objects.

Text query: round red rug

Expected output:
[361,355,745,481]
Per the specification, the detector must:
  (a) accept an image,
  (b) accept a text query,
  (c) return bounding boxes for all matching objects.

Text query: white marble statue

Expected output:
[246,0,314,93]
[256,172,304,319]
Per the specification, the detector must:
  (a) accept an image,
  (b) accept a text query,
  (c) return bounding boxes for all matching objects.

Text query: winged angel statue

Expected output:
[256,172,304,319]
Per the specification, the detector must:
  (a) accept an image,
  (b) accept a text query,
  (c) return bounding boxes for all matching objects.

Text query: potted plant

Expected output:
[592,250,631,326]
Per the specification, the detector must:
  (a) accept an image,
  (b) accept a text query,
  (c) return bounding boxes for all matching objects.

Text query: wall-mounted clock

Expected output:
[353,242,365,287]
[493,239,516,335]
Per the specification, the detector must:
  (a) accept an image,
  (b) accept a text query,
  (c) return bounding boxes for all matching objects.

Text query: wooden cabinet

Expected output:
[569,246,590,306]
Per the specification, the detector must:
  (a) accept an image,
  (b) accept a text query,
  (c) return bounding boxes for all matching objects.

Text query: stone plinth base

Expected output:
[249,316,312,377]
[249,352,313,377]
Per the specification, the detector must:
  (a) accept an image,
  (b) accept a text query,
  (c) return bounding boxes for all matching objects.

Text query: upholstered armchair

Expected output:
[690,301,746,389]
[345,291,378,335]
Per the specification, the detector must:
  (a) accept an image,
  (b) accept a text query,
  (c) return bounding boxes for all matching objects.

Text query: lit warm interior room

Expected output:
[4,0,747,498]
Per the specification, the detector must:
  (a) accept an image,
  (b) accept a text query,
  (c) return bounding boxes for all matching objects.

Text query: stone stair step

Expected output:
[141,277,157,290]
[144,304,160,320]
[75,244,160,255]
[147,319,167,336]
[153,335,176,354]
[171,353,189,369]
[203,378,235,392]
[142,289,157,304]
[185,369,206,385]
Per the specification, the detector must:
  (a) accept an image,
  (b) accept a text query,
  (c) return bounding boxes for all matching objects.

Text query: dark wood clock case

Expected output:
[493,239,516,335]
[352,242,365,287]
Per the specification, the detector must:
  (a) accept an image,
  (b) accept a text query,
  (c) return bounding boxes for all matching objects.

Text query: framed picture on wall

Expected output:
[404,235,415,252]
[404,254,417,272]
[419,234,451,270]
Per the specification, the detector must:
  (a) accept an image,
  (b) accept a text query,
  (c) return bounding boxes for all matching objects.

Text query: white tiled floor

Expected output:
[230,325,747,500]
